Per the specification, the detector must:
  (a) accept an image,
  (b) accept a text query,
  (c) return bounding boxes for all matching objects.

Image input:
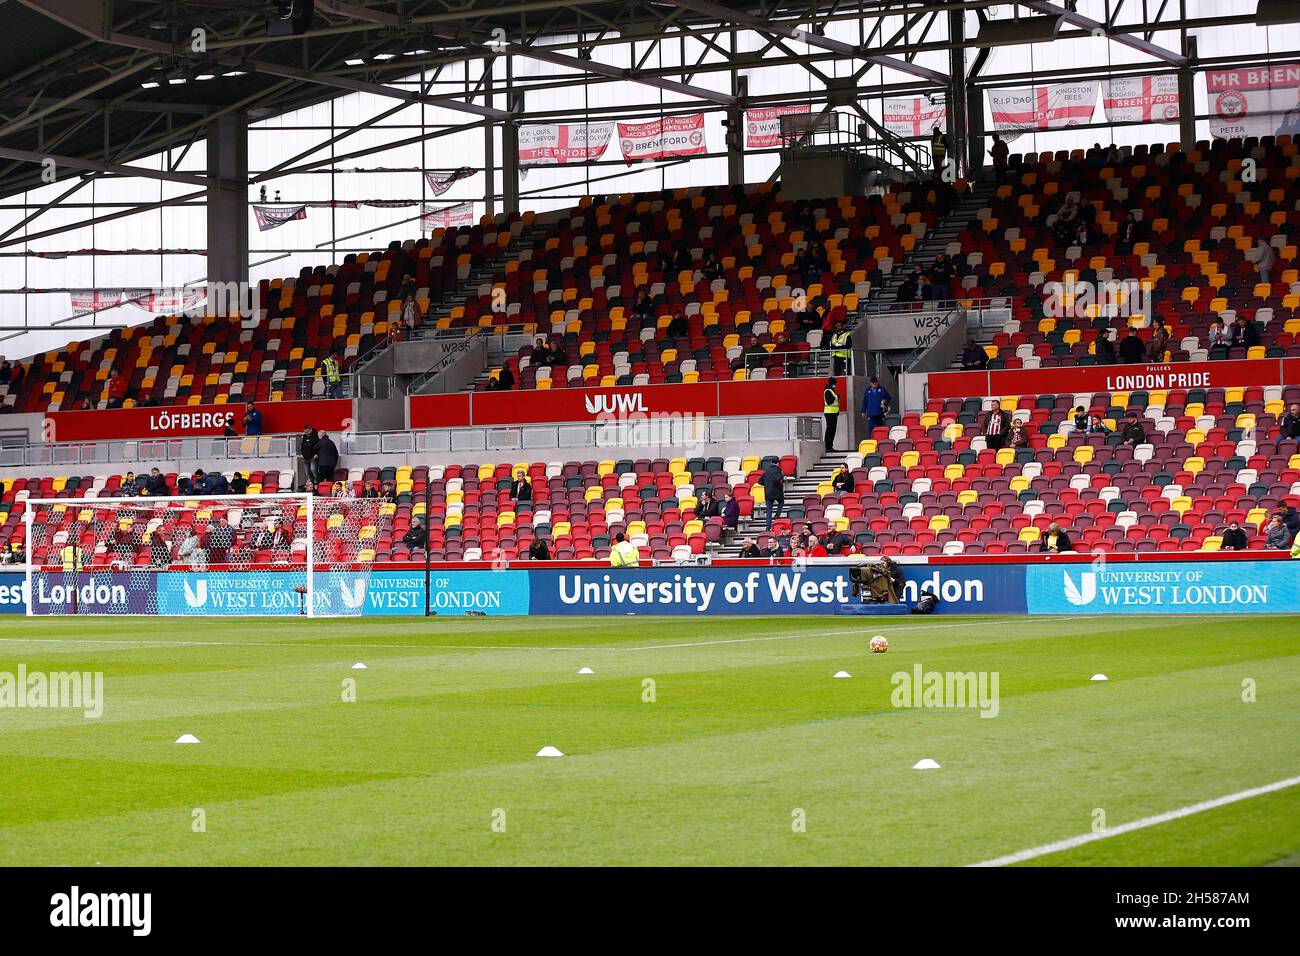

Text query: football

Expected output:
[870,635,889,654]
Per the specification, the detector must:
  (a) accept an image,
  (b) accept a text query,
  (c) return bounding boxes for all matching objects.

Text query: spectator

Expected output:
[896,267,921,303]
[830,464,856,494]
[861,376,891,433]
[738,537,764,559]
[1221,521,1249,551]
[1149,319,1170,361]
[696,490,721,519]
[362,483,380,500]
[177,529,206,569]
[631,289,655,322]
[982,401,1012,450]
[321,353,343,399]
[1206,319,1228,354]
[380,482,396,503]
[1,541,24,565]
[828,317,852,376]
[1093,332,1117,364]
[1088,414,1112,435]
[1252,237,1277,285]
[146,533,170,568]
[230,472,250,495]
[961,340,989,370]
[674,245,693,272]
[106,370,129,409]
[1279,403,1300,449]
[402,520,428,550]
[1278,505,1300,538]
[144,467,169,497]
[1072,405,1090,431]
[1229,315,1260,350]
[1265,514,1293,550]
[490,364,515,391]
[761,460,785,530]
[244,402,263,436]
[1074,220,1091,247]
[701,253,723,280]
[0,360,10,385]
[313,430,339,487]
[1008,419,1029,449]
[1040,521,1074,553]
[529,337,551,367]
[510,469,532,502]
[1116,211,1139,255]
[989,132,1009,185]
[1119,327,1146,364]
[822,377,841,453]
[665,313,690,339]
[528,537,550,560]
[609,532,640,568]
[330,480,349,498]
[401,293,421,330]
[1119,413,1147,446]
[930,126,948,178]
[299,427,319,490]
[721,492,739,533]
[206,517,235,564]
[388,317,407,344]
[120,471,139,497]
[205,471,230,495]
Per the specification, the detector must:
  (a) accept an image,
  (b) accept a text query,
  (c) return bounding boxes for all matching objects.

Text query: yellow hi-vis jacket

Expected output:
[824,386,840,415]
[610,540,641,568]
[60,544,85,571]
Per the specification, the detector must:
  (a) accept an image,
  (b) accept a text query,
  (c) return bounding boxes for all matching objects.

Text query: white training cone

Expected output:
[577,667,594,675]
[175,734,200,745]
[833,670,852,679]
[1090,673,1109,682]
[536,746,564,758]
[912,758,940,770]
[352,662,367,670]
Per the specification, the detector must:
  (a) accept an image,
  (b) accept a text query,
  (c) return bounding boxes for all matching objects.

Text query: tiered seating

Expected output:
[434,181,958,388]
[1,454,800,562]
[949,137,1300,368]
[0,215,531,413]
[771,384,1300,555]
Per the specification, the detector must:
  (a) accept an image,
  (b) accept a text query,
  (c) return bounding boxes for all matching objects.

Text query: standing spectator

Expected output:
[321,353,343,398]
[1149,319,1170,361]
[528,536,550,560]
[1039,521,1074,553]
[609,532,640,568]
[1278,403,1300,451]
[299,426,319,490]
[1265,514,1293,550]
[402,519,428,551]
[1252,237,1277,285]
[822,377,841,453]
[244,402,263,436]
[313,429,340,487]
[761,460,785,530]
[982,401,1012,450]
[144,467,169,497]
[230,472,250,495]
[1221,521,1249,551]
[861,376,891,433]
[206,517,235,564]
[989,132,1009,185]
[146,533,170,568]
[1119,327,1146,364]
[1119,412,1147,446]
[1116,211,1140,255]
[665,313,690,339]
[1093,332,1117,364]
[177,529,206,569]
[510,468,532,502]
[961,340,989,370]
[106,370,129,409]
[930,126,948,178]
[401,293,421,331]
[0,360,10,385]
[1278,505,1300,538]
[388,318,407,344]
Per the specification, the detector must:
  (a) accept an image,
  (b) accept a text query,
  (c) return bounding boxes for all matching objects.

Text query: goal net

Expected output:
[24,493,388,617]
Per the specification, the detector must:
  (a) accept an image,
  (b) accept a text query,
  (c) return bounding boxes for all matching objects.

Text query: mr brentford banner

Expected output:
[926,358,1299,400]
[1205,62,1300,140]
[1102,75,1179,124]
[987,83,1098,142]
[744,105,811,148]
[44,399,352,443]
[883,97,948,138]
[617,114,708,165]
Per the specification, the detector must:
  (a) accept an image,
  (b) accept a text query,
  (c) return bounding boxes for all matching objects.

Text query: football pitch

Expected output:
[1,613,1298,867]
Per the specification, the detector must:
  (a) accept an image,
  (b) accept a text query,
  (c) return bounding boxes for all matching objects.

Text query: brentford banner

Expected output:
[987,83,1098,142]
[1205,62,1300,140]
[420,202,475,232]
[744,105,811,148]
[69,289,204,316]
[883,97,948,138]
[69,291,122,316]
[617,114,708,165]
[425,167,476,196]
[517,123,614,166]
[1102,75,1180,124]
[252,204,307,231]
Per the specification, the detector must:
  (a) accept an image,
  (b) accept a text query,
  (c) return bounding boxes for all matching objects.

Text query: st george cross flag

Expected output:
[988,83,1098,142]
[883,97,948,138]
[1102,75,1179,124]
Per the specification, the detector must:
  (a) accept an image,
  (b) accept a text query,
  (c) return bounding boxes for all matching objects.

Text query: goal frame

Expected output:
[23,492,319,618]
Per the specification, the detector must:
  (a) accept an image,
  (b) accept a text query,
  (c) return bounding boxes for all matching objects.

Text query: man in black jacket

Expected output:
[1221,521,1249,551]
[1118,328,1146,364]
[144,468,169,497]
[761,461,785,530]
[1279,403,1300,452]
[402,520,427,550]
[1119,412,1147,446]
[299,427,319,490]
[528,537,550,560]
[1039,522,1073,553]
[738,538,765,558]
[312,430,339,487]
[510,469,532,502]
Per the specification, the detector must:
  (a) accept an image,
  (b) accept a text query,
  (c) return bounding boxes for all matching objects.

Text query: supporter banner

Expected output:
[517,123,614,166]
[745,105,811,148]
[987,83,1098,142]
[1205,62,1300,140]
[1026,562,1300,615]
[420,202,475,232]
[617,114,707,165]
[1102,75,1179,124]
[69,289,205,316]
[883,97,948,138]
[926,357,1298,400]
[424,167,476,196]
[69,291,122,316]
[43,398,352,443]
[407,378,838,429]
[252,204,307,231]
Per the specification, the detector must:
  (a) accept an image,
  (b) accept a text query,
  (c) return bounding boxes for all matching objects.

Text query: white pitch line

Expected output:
[969,773,1300,867]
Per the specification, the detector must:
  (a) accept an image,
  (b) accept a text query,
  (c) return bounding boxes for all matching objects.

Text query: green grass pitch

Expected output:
[1,613,1298,866]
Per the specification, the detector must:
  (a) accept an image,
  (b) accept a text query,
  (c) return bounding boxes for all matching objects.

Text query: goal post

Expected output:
[23,492,389,617]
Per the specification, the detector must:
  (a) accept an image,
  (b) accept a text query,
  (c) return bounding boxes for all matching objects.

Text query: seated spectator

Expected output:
[489,364,515,391]
[1072,405,1089,431]
[1040,522,1074,553]
[177,530,206,568]
[674,245,693,272]
[1115,211,1140,254]
[1279,403,1300,449]
[380,483,396,502]
[701,253,723,280]
[830,464,856,493]
[721,492,739,532]
[696,490,721,519]
[1265,515,1293,550]
[1,541,25,564]
[1093,332,1117,364]
[1221,521,1249,551]
[529,337,551,367]
[362,483,380,500]
[230,472,250,495]
[510,469,532,502]
[188,470,207,495]
[1206,319,1228,353]
[961,340,989,370]
[1088,414,1111,435]
[106,370,129,409]
[402,520,428,550]
[120,471,139,497]
[738,538,764,559]
[388,317,407,344]
[144,467,169,496]
[528,537,550,560]
[895,267,921,303]
[1074,220,1091,247]
[1278,505,1300,537]
[1008,420,1029,448]
[1229,315,1260,349]
[330,480,349,498]
[631,290,655,321]
[146,534,170,568]
[205,471,230,495]
[1118,327,1146,364]
[1119,412,1146,446]
[665,313,690,339]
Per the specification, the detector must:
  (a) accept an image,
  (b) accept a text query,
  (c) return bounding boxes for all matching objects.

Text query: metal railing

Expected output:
[275,372,399,401]
[742,347,867,380]
[0,434,296,469]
